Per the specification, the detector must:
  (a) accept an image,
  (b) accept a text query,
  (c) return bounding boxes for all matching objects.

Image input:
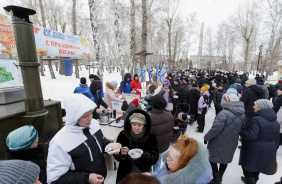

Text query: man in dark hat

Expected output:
[74,77,89,94]
[196,73,206,88]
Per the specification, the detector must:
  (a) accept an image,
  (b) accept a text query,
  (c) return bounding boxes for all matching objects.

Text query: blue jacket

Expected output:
[239,108,280,174]
[83,88,99,103]
[152,141,212,184]
[120,79,131,94]
[74,84,89,94]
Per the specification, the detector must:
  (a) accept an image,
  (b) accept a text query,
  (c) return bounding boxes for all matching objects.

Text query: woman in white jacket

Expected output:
[104,80,122,109]
[47,94,110,184]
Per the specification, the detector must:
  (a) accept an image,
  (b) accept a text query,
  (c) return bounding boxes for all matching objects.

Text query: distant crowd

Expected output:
[1,68,281,184]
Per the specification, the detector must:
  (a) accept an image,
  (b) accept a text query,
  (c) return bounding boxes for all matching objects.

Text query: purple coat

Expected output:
[198,91,210,114]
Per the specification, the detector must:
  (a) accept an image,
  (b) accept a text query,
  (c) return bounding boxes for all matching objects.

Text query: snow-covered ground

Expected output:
[40,67,282,184]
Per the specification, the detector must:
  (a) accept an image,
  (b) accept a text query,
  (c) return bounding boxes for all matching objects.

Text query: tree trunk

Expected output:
[113,0,124,77]
[129,0,136,75]
[72,0,77,35]
[267,30,282,75]
[173,31,178,70]
[141,0,147,80]
[38,0,46,28]
[243,39,250,73]
[88,0,102,81]
[167,20,172,72]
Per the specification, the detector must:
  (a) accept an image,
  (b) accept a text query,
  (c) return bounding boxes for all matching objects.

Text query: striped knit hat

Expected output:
[0,160,40,184]
[254,99,273,110]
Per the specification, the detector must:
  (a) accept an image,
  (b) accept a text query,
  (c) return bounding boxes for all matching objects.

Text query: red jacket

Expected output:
[131,79,142,96]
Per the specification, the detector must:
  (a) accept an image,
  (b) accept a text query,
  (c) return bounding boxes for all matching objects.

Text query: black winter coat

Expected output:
[213,89,226,106]
[273,95,282,113]
[239,109,280,174]
[114,109,159,183]
[241,76,249,86]
[197,77,206,88]
[240,85,265,118]
[5,145,47,184]
[187,87,200,115]
[171,84,185,107]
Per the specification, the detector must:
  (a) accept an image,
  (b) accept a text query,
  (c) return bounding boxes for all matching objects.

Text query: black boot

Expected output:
[208,172,221,184]
[241,176,255,184]
[218,170,225,182]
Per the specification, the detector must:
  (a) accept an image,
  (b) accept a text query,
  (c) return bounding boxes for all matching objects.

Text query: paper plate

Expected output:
[105,143,121,155]
[128,148,143,159]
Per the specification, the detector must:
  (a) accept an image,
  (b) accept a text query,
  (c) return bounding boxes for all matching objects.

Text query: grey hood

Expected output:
[222,101,245,116]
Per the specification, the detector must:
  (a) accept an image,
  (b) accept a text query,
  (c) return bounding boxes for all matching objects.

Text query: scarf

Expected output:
[130,128,145,141]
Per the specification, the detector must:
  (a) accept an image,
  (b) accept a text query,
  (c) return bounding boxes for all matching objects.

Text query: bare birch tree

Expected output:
[88,0,103,80]
[72,0,77,35]
[161,0,180,72]
[129,0,137,75]
[233,0,260,72]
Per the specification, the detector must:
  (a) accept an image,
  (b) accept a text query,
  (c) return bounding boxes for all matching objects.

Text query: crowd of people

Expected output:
[0,69,281,184]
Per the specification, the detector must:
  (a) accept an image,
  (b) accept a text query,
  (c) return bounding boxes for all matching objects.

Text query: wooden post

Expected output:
[48,60,56,79]
[40,56,45,76]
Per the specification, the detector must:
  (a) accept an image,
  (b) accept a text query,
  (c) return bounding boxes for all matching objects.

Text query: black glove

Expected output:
[204,140,207,145]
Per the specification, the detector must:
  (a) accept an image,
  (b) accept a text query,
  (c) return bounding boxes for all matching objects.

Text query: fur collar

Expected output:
[106,82,115,90]
[162,141,209,184]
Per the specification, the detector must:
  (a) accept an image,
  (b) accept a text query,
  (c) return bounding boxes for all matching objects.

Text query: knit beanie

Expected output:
[201,85,210,93]
[254,99,273,109]
[110,80,118,86]
[196,73,202,77]
[129,113,146,125]
[174,78,180,84]
[0,160,40,184]
[121,100,129,111]
[89,74,95,79]
[130,98,139,107]
[230,84,237,89]
[80,77,87,84]
[163,79,171,87]
[224,94,239,102]
[152,94,167,110]
[245,79,256,85]
[171,138,198,173]
[6,125,38,151]
[235,78,242,83]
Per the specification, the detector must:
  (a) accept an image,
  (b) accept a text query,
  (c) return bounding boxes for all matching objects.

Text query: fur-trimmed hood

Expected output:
[106,82,115,90]
[124,108,152,143]
[161,140,212,184]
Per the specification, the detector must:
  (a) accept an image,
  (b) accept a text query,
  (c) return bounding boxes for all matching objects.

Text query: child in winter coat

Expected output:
[144,85,157,113]
[213,83,226,115]
[104,80,122,109]
[146,137,212,184]
[162,80,174,111]
[74,77,89,93]
[196,85,210,133]
[5,125,47,184]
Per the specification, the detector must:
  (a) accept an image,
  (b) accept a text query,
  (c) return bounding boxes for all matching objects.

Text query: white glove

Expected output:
[96,109,102,113]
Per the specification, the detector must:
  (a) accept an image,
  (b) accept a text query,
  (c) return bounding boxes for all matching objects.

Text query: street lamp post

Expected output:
[257,44,263,74]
